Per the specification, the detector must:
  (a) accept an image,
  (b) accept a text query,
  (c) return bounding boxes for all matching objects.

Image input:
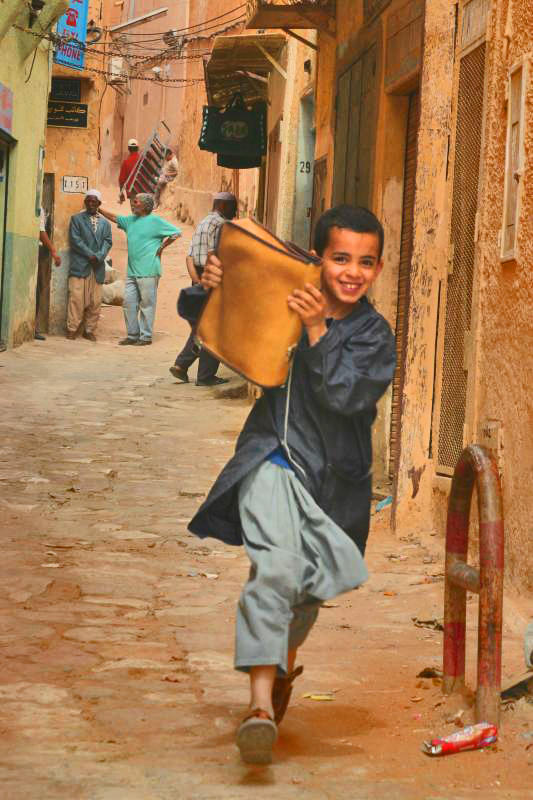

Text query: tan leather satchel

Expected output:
[195,218,322,387]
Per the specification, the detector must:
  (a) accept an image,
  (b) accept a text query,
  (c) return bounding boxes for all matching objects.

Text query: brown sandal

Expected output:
[237,708,278,764]
[272,665,304,725]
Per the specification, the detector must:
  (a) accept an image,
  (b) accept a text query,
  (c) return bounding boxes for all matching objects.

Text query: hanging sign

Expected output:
[54,0,90,71]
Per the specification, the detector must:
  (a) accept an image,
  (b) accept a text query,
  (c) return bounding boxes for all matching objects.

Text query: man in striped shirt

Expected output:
[170,192,237,386]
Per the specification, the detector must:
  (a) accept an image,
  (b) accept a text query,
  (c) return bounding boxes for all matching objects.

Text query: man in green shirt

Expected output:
[99,193,181,345]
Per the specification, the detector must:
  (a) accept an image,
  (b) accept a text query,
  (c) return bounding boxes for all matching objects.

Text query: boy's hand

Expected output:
[201,251,223,290]
[288,283,328,345]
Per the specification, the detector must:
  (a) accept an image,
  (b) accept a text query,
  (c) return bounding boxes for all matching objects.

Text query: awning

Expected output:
[204,33,286,107]
[245,0,335,31]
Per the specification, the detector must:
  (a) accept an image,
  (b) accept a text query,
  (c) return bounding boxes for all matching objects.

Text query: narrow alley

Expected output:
[0,225,531,799]
[0,0,532,796]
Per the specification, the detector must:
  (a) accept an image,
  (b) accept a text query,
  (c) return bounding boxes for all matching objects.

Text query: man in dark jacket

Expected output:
[67,189,112,341]
[190,205,396,764]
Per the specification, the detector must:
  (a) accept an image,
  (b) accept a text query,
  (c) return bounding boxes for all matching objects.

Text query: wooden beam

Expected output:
[282,28,318,51]
[294,10,336,38]
[255,42,287,80]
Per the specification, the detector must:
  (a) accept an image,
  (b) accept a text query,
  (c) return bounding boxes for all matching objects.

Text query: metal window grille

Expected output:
[389,89,420,479]
[437,43,486,472]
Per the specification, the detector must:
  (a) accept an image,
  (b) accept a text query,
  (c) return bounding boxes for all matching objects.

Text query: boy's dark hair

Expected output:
[313,205,384,260]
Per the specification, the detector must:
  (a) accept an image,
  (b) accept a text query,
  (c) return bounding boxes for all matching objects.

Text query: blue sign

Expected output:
[54,0,89,71]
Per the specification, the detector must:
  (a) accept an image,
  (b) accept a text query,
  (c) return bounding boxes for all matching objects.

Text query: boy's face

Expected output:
[319,227,383,316]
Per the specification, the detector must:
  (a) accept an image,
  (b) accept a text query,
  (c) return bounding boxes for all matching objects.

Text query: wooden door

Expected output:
[333,45,378,209]
[309,155,327,248]
[265,120,281,232]
[36,173,55,333]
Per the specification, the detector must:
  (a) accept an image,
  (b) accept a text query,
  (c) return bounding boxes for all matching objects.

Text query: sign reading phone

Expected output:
[54,0,90,71]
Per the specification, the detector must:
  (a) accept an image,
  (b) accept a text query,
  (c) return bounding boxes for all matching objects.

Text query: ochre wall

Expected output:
[394,0,533,592]
[313,0,422,484]
[469,0,533,589]
[44,0,107,334]
[394,0,456,524]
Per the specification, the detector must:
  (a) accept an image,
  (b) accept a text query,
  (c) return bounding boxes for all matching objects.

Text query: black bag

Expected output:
[177,284,209,326]
[198,93,267,158]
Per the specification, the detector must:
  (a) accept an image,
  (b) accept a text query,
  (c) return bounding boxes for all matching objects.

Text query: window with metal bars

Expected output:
[436,43,486,474]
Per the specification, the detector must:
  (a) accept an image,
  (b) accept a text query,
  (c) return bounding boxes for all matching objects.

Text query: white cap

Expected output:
[86,188,102,201]
[128,138,138,147]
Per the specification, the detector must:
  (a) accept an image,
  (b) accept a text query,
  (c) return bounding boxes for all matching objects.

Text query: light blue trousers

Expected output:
[123,276,159,342]
[235,460,368,675]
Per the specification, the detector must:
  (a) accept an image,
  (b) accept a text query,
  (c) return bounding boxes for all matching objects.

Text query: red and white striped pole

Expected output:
[443,445,504,724]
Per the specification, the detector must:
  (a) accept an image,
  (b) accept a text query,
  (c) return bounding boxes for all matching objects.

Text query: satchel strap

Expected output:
[223,219,322,266]
[226,92,246,110]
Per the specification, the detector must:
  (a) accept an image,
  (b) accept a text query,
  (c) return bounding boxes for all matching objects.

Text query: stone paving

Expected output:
[0,218,532,798]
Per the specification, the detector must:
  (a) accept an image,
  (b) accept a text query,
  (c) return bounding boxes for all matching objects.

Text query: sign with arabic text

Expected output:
[47,100,88,128]
[54,0,89,71]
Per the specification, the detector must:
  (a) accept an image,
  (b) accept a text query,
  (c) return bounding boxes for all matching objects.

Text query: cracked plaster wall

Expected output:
[396,0,532,592]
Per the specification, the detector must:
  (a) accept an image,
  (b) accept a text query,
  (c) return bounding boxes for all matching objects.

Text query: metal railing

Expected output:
[443,444,504,724]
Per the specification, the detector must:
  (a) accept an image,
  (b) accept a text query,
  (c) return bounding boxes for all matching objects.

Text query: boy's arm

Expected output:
[287,283,327,345]
[289,283,395,414]
[200,251,223,289]
[300,317,396,415]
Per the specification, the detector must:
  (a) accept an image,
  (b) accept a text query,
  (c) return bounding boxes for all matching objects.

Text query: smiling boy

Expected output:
[188,205,396,764]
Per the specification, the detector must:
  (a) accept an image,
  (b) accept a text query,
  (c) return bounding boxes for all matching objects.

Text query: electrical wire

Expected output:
[13,25,206,87]
[108,13,246,44]
[14,9,245,64]
[13,5,247,87]
[115,4,246,37]
[108,15,246,48]
[14,26,212,64]
[62,61,205,86]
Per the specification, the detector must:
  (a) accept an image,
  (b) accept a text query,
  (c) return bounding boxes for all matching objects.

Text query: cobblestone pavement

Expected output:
[0,218,532,799]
